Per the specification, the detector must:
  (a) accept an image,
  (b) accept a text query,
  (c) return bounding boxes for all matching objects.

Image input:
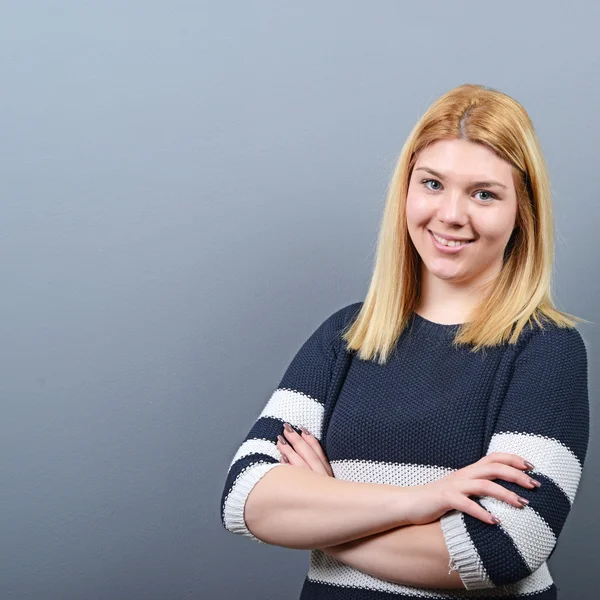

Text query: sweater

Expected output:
[220,302,589,599]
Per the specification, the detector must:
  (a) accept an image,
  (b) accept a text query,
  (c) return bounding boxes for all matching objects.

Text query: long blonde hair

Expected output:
[342,83,591,364]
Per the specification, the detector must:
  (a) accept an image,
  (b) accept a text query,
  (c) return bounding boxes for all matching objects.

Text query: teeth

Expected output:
[432,232,472,247]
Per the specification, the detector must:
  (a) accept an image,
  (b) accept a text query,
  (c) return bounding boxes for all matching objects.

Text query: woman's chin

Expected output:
[424,261,469,281]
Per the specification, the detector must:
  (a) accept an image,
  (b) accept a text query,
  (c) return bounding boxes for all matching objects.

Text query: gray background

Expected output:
[1,1,597,599]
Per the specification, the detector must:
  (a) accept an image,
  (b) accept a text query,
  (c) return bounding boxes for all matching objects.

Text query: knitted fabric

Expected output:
[220,302,589,599]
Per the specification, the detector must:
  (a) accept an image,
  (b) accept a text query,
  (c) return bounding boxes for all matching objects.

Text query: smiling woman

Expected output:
[406,138,518,288]
[220,83,590,599]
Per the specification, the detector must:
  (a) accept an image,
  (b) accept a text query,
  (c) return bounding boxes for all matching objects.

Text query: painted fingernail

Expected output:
[517,496,529,506]
[524,460,535,470]
[277,434,288,445]
[491,516,501,525]
[300,426,311,436]
[529,478,541,487]
[283,423,294,433]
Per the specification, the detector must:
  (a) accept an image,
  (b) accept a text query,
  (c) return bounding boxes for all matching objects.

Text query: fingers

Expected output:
[297,427,334,477]
[485,462,540,490]
[451,494,502,526]
[277,433,308,469]
[477,457,541,492]
[438,452,540,528]
[484,451,535,472]
[470,479,531,510]
[276,423,329,476]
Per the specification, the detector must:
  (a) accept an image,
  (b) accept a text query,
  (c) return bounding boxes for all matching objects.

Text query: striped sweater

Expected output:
[220,302,589,599]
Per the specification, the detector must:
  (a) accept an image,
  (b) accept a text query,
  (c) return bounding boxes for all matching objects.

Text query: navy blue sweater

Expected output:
[220,302,589,599]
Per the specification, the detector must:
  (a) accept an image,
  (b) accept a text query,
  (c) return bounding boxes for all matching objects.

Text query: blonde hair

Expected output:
[342,83,591,364]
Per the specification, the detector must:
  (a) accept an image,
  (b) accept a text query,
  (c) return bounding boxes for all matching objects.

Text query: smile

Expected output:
[428,230,475,253]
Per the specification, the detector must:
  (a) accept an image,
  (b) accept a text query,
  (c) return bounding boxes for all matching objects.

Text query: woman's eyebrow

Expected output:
[414,166,508,190]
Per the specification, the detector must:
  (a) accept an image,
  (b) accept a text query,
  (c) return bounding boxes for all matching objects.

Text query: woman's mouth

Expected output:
[428,229,475,254]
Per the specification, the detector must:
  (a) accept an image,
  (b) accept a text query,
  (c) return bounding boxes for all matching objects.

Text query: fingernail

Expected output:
[283,423,294,433]
[524,460,535,470]
[517,496,529,506]
[277,434,288,445]
[300,426,311,436]
[281,454,289,463]
[529,478,541,487]
[491,516,501,525]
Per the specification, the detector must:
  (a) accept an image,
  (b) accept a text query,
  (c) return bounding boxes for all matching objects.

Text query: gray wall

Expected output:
[1,1,597,599]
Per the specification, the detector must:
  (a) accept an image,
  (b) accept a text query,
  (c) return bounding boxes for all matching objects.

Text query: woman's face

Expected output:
[406,138,519,286]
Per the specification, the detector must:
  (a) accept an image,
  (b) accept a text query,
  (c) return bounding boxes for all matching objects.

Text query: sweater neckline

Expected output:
[408,311,465,340]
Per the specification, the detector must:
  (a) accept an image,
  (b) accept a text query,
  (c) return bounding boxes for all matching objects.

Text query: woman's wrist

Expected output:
[387,484,419,527]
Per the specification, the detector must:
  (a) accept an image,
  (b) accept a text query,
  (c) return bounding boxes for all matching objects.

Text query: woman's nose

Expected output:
[436,192,470,225]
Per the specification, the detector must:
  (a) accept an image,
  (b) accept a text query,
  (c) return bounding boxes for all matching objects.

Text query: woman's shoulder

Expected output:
[513,317,588,365]
[332,301,364,326]
[317,301,363,332]
[316,301,363,353]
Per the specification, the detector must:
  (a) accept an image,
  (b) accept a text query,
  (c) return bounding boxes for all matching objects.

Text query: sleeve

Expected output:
[219,303,357,544]
[439,324,590,590]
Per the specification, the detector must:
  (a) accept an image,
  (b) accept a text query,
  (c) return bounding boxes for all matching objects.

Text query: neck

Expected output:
[418,262,500,324]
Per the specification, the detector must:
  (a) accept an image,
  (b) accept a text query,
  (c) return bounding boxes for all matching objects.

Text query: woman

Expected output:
[219,83,590,598]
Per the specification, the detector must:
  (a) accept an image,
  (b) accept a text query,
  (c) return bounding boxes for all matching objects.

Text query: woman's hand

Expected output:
[276,422,334,477]
[404,452,541,526]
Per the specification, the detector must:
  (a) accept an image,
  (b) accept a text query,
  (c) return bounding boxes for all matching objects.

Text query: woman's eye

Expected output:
[422,179,442,191]
[421,179,496,202]
[474,190,497,202]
